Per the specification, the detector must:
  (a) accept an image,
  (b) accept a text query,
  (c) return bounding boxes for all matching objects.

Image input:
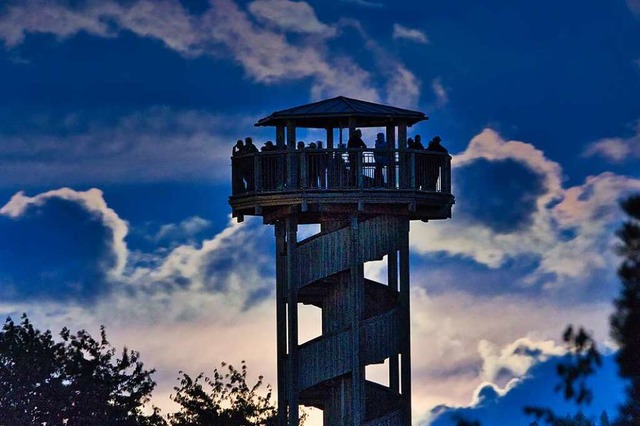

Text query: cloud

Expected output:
[392,23,429,44]
[0,0,417,104]
[339,0,385,8]
[0,107,253,186]
[408,288,614,423]
[248,0,335,36]
[0,188,128,302]
[429,353,625,426]
[478,338,564,385]
[627,0,640,17]
[583,121,640,162]
[432,78,449,106]
[154,216,212,245]
[454,158,546,233]
[411,129,640,287]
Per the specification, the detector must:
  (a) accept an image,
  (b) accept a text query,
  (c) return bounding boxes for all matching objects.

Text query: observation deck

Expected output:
[229,96,454,225]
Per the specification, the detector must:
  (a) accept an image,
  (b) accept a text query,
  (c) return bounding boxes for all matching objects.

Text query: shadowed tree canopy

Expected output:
[0,314,289,425]
[0,314,162,426]
[168,361,292,426]
[610,194,640,425]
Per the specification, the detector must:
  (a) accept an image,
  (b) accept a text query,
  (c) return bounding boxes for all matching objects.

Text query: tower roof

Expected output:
[255,96,427,129]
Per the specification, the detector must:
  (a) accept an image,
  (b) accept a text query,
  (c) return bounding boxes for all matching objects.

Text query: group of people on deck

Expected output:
[232,130,448,193]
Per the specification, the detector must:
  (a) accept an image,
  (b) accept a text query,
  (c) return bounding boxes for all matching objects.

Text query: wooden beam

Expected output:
[286,217,299,425]
[388,248,400,393]
[275,222,288,426]
[349,215,365,424]
[398,219,411,423]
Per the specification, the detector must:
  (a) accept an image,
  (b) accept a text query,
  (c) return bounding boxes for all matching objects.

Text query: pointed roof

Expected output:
[255,96,427,128]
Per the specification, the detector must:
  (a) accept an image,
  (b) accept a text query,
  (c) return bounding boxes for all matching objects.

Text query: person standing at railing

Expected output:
[305,142,320,188]
[373,132,388,187]
[232,139,246,193]
[348,129,366,187]
[413,134,427,190]
[424,136,447,191]
[244,137,258,191]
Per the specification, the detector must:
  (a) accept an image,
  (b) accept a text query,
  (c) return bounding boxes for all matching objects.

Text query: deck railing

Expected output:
[231,148,451,196]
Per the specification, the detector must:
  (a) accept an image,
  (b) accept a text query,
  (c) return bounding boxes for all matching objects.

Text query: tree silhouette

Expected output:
[168,361,287,425]
[0,314,162,425]
[610,194,640,425]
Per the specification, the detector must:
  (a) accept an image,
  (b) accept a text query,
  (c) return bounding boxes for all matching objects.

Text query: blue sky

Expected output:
[1,0,639,424]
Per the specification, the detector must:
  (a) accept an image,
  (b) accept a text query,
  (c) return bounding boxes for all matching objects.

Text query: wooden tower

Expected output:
[228,97,454,425]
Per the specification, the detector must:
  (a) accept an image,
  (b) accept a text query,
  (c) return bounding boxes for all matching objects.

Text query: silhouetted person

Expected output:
[348,129,366,186]
[315,140,327,188]
[243,137,258,191]
[347,129,366,149]
[424,136,447,191]
[233,139,244,156]
[427,135,448,153]
[305,142,319,187]
[232,139,246,193]
[373,132,388,186]
[245,137,259,153]
[261,141,275,151]
[297,141,305,150]
[414,134,425,150]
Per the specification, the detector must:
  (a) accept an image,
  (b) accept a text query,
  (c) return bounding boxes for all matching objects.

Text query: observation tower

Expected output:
[228,96,454,425]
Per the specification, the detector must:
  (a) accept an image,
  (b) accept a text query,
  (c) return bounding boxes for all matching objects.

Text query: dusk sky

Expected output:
[1,0,640,424]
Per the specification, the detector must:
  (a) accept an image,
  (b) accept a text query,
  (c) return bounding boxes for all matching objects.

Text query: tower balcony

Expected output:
[229,147,454,224]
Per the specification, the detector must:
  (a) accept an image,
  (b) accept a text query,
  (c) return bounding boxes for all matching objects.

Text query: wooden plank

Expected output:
[361,308,402,365]
[297,329,352,390]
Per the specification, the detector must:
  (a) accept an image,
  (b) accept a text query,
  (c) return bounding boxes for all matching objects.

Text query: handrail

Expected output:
[230,148,451,196]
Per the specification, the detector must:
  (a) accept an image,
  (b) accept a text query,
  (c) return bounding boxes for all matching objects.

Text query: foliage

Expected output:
[610,194,640,425]
[523,326,601,426]
[168,361,281,426]
[0,314,161,426]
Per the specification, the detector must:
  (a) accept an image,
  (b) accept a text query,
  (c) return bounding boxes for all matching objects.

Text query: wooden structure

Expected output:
[228,96,454,425]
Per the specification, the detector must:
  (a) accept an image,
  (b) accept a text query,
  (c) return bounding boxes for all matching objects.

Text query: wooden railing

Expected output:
[231,148,451,196]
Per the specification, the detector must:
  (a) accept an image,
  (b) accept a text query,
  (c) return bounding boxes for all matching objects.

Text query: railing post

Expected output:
[300,151,308,189]
[398,122,408,189]
[442,155,451,194]
[409,152,415,190]
[255,154,262,192]
[357,150,363,189]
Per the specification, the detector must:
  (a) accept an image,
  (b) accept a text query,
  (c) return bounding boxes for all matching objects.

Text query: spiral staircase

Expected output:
[276,215,411,425]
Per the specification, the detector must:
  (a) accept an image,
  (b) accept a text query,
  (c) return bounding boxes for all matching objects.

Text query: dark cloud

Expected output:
[454,158,546,233]
[429,354,625,426]
[0,197,116,303]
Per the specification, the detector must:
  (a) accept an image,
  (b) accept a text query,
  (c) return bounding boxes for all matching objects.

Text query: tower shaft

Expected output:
[275,215,411,425]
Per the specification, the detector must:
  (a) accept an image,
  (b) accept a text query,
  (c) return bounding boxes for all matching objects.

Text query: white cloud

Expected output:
[411,128,640,286]
[340,0,385,8]
[0,0,417,105]
[627,0,640,17]
[432,77,449,106]
[392,23,429,44]
[409,288,612,423]
[0,188,129,276]
[155,216,211,243]
[248,0,335,36]
[583,121,640,162]
[478,337,564,383]
[0,107,256,186]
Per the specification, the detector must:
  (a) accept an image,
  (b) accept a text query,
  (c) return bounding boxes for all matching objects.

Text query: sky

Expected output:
[0,0,639,424]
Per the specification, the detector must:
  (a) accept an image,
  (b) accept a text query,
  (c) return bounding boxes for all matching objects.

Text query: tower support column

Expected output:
[275,222,288,426]
[286,217,299,425]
